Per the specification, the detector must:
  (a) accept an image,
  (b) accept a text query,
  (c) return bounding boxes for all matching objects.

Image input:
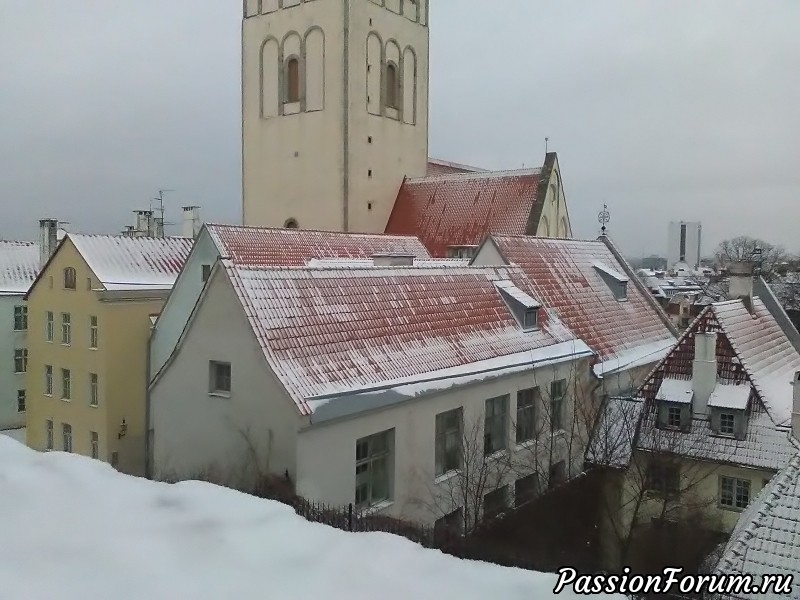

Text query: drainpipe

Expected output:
[144,327,153,479]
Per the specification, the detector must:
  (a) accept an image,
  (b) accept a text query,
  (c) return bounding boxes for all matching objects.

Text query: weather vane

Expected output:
[598,204,611,235]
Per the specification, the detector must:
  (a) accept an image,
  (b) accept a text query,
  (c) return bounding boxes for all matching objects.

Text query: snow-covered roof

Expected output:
[206,223,431,266]
[707,382,752,410]
[715,447,800,598]
[494,279,540,309]
[585,397,644,469]
[592,261,629,283]
[0,241,39,294]
[0,436,623,600]
[222,262,583,416]
[592,338,675,378]
[655,377,694,404]
[486,235,677,365]
[66,234,193,291]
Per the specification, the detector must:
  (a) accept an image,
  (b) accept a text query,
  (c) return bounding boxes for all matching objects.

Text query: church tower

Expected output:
[242,0,430,233]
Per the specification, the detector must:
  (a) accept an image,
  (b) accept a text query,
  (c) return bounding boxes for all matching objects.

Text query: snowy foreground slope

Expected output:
[0,438,621,600]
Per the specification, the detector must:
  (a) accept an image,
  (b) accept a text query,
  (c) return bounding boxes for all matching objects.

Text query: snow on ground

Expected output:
[0,437,620,600]
[0,427,25,443]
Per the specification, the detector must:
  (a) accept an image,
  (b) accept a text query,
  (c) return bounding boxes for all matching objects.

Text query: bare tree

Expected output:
[715,236,788,282]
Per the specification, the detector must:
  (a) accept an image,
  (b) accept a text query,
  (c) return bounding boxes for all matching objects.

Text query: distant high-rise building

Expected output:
[667,221,702,270]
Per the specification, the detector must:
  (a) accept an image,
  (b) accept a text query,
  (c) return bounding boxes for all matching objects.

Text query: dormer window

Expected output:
[719,412,735,436]
[593,261,628,301]
[666,406,682,429]
[494,280,541,332]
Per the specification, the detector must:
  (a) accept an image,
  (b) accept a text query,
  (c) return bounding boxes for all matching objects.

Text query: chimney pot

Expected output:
[692,331,718,416]
[728,260,755,310]
[182,206,201,239]
[38,219,59,268]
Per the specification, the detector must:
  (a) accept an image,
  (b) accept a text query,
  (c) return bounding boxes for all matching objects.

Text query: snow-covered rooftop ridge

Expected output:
[0,240,39,294]
[656,377,694,404]
[427,158,488,172]
[592,261,629,283]
[0,436,620,600]
[406,167,542,183]
[715,446,800,597]
[593,338,675,378]
[67,233,193,291]
[304,258,471,269]
[707,382,752,410]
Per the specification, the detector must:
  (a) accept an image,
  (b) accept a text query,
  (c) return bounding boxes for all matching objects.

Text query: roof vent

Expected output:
[593,261,629,301]
[372,253,415,267]
[494,280,541,331]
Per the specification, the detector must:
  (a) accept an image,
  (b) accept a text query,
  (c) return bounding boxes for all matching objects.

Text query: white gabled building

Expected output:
[150,257,596,528]
[0,240,40,432]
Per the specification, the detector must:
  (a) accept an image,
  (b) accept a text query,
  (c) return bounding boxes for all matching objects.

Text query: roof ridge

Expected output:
[406,168,542,183]
[206,222,421,239]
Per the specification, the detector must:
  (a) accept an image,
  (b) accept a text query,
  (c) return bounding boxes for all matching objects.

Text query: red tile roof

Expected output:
[487,235,677,363]
[385,169,543,257]
[206,224,430,266]
[426,159,487,177]
[224,262,582,415]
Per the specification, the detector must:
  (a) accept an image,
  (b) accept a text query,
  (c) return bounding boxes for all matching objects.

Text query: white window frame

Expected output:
[13,348,28,373]
[89,373,99,407]
[61,313,71,345]
[45,311,54,342]
[435,408,462,476]
[720,476,751,510]
[719,412,735,436]
[667,405,682,429]
[484,395,509,456]
[355,430,392,510]
[13,305,27,331]
[89,316,98,349]
[61,368,71,400]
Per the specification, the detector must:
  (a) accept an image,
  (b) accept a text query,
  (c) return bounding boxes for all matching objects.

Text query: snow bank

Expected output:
[0,438,620,600]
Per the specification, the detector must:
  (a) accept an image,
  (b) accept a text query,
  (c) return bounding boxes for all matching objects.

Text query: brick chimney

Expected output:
[728,261,755,311]
[692,331,718,416]
[39,219,59,268]
[792,371,800,442]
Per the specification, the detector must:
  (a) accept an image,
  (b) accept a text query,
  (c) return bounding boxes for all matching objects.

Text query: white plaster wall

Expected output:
[151,268,306,487]
[296,357,592,525]
[0,295,26,430]
[148,229,221,382]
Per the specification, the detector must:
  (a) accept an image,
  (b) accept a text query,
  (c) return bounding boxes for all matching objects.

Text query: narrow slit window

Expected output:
[286,58,300,103]
[385,63,399,109]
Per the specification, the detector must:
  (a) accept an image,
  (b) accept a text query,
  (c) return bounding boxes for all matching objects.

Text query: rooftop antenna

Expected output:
[545,136,549,154]
[151,189,176,237]
[598,203,610,236]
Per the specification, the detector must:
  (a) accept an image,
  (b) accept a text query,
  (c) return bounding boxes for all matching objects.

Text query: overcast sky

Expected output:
[1,1,798,257]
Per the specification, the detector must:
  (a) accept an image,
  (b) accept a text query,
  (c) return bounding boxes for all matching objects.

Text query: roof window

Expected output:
[494,280,541,331]
[593,261,628,301]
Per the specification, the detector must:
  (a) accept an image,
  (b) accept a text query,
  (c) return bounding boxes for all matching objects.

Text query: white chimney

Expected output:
[792,371,800,442]
[728,261,755,310]
[372,253,415,267]
[38,219,59,267]
[182,206,201,239]
[134,211,151,235]
[692,331,718,416]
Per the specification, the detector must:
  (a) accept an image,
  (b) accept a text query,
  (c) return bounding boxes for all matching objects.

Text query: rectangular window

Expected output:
[667,406,682,428]
[45,365,53,395]
[720,476,751,510]
[17,390,26,413]
[515,473,539,506]
[516,387,538,444]
[523,309,538,329]
[13,305,27,331]
[62,423,72,453]
[61,313,71,345]
[89,316,98,349]
[89,373,99,407]
[483,486,508,520]
[201,264,212,282]
[63,267,76,290]
[355,430,392,510]
[61,368,71,400]
[46,311,54,341]
[435,408,462,476]
[209,361,232,394]
[646,462,680,497]
[719,412,735,436]
[550,379,566,432]
[13,348,28,373]
[484,395,509,456]
[90,431,99,459]
[46,420,54,450]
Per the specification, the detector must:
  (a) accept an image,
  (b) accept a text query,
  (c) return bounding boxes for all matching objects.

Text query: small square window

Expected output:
[667,406,682,428]
[523,309,538,330]
[209,361,231,394]
[719,412,735,436]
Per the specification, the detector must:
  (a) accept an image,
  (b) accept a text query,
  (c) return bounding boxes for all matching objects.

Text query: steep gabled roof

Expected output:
[385,169,543,257]
[485,235,677,370]
[715,447,800,597]
[223,262,585,416]
[67,234,194,291]
[206,224,430,266]
[0,241,39,294]
[426,158,488,177]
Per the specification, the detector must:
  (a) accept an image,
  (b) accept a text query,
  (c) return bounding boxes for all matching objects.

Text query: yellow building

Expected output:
[25,233,192,475]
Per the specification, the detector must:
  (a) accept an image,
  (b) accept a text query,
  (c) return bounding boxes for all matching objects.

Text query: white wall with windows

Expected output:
[0,295,29,430]
[295,356,593,527]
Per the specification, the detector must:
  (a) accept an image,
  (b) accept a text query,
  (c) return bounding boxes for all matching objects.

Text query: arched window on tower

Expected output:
[385,62,399,110]
[284,218,299,229]
[285,57,300,104]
